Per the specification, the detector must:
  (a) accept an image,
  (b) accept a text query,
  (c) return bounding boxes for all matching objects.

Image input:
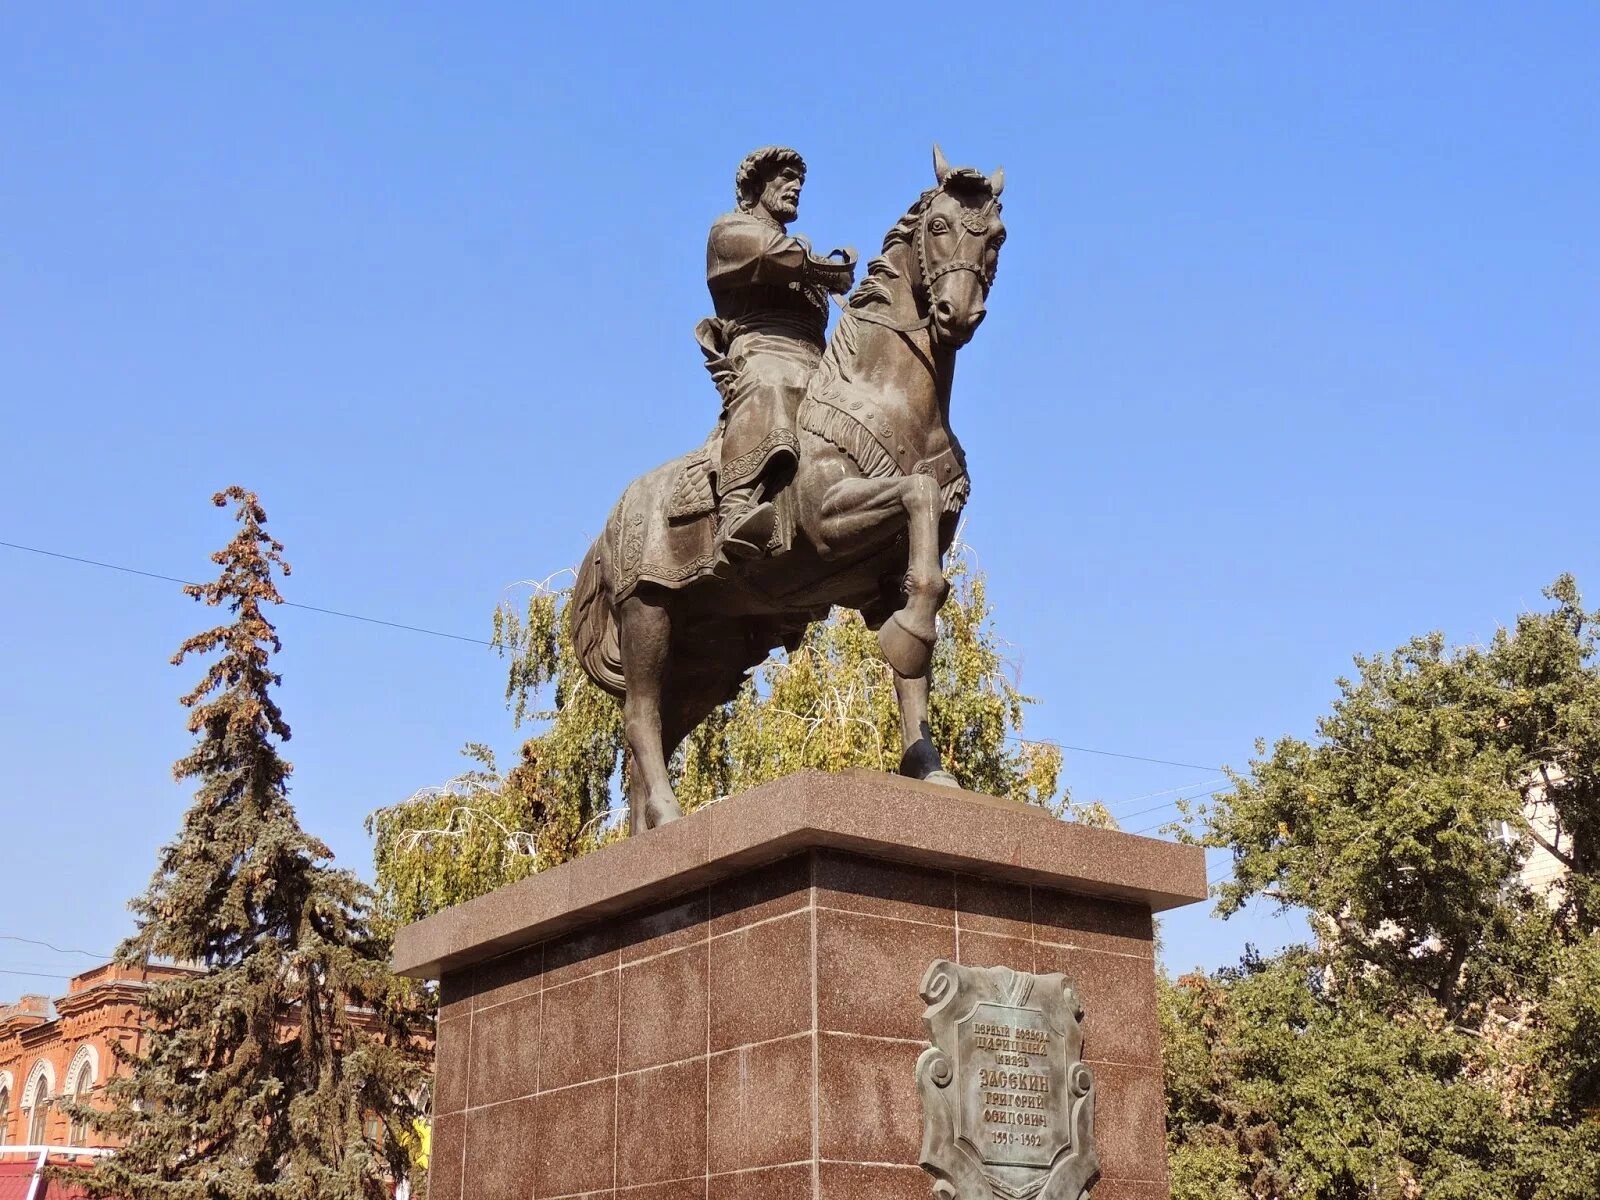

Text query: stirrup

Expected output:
[716,500,776,560]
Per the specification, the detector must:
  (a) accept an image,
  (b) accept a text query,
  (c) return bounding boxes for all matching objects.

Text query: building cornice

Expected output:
[53,980,160,1020]
[0,1015,48,1040]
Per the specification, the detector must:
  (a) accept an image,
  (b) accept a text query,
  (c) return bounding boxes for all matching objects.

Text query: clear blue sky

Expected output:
[3,5,1596,987]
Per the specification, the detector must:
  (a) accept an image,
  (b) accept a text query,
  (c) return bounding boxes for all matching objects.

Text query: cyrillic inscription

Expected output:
[958,1003,1061,1166]
[916,961,1097,1200]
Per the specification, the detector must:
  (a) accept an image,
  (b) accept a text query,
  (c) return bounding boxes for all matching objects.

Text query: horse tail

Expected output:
[571,533,626,699]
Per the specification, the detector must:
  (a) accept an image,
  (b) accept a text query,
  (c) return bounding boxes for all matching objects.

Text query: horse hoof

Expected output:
[899,741,949,782]
[878,613,934,677]
[643,794,683,830]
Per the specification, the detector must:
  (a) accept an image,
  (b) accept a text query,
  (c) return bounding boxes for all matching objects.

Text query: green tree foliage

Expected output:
[676,553,1067,810]
[69,488,427,1200]
[370,544,1103,931]
[1164,577,1600,1198]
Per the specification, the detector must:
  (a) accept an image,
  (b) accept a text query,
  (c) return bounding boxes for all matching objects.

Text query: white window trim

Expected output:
[64,1044,99,1094]
[21,1060,54,1109]
[0,1069,13,1146]
[22,1060,54,1145]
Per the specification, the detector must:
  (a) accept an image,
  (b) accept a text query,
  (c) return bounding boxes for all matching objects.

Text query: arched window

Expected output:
[0,1082,11,1146]
[68,1057,95,1145]
[26,1075,50,1146]
[20,1061,54,1147]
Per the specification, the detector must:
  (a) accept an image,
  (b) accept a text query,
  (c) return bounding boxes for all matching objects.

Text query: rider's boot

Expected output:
[714,479,776,569]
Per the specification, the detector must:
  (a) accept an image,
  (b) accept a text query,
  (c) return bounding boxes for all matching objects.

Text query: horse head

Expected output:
[920,144,1007,348]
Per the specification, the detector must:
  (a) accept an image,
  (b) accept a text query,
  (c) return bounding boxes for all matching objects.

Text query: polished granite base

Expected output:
[395,770,1206,1200]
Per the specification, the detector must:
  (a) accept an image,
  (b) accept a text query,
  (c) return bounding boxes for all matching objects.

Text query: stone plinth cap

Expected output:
[391,769,1208,980]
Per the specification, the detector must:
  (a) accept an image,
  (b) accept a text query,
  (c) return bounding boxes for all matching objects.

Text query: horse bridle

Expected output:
[914,199,998,298]
[845,193,1000,337]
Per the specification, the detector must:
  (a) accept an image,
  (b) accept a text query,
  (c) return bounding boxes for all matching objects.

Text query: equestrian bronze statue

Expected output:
[572,144,1007,831]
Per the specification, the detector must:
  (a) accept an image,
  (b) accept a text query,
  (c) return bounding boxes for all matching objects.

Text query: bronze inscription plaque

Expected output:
[916,962,1097,1200]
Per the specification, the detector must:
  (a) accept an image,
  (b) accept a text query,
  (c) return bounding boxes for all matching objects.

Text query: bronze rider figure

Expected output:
[699,146,856,566]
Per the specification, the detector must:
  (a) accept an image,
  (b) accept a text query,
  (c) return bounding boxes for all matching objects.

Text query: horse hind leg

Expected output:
[658,668,748,788]
[617,593,683,833]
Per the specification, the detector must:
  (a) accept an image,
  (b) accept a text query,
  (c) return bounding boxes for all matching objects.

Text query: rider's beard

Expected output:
[760,180,800,225]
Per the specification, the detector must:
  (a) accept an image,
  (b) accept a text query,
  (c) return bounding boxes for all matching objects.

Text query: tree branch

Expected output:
[1514,765,1575,868]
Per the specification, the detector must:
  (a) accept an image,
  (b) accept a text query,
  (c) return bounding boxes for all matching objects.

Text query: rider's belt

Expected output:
[711,285,829,334]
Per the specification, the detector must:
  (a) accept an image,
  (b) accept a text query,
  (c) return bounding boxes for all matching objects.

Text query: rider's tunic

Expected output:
[703,210,831,491]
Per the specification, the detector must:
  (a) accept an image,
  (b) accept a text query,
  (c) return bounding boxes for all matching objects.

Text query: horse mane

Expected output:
[799,175,990,514]
[845,186,937,311]
[807,187,938,402]
[810,171,999,400]
[845,170,998,311]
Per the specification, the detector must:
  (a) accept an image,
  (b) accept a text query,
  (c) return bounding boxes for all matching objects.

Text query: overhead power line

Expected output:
[4,537,1235,775]
[0,539,493,646]
[1116,785,1232,831]
[1131,804,1213,837]
[1120,799,1190,823]
[0,934,110,959]
[1004,734,1224,773]
[1104,778,1227,810]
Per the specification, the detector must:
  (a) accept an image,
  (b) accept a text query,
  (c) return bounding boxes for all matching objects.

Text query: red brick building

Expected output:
[0,963,425,1198]
[0,963,196,1198]
[0,962,198,1152]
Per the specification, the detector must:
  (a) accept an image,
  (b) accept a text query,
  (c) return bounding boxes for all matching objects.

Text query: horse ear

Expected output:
[990,166,1005,197]
[932,143,951,183]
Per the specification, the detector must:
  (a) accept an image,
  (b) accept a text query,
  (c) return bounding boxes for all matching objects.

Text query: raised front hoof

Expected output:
[878,612,935,678]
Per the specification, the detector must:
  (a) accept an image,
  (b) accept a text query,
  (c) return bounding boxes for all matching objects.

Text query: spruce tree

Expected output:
[74,487,425,1200]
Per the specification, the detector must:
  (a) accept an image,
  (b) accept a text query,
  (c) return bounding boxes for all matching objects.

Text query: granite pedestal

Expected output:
[393,770,1207,1200]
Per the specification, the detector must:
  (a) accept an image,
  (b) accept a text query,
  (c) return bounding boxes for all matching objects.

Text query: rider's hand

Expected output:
[819,247,858,293]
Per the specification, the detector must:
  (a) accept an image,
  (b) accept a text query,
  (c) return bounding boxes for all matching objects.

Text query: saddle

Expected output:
[610,320,800,602]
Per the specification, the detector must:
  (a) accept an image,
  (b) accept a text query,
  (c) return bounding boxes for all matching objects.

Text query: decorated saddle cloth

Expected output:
[610,449,717,602]
[610,439,805,603]
[608,320,816,603]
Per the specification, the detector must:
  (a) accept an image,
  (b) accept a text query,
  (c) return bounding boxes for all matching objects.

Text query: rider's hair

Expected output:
[735,146,806,211]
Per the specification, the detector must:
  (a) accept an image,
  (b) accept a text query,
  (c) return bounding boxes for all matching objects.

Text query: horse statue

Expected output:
[571,146,1007,831]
